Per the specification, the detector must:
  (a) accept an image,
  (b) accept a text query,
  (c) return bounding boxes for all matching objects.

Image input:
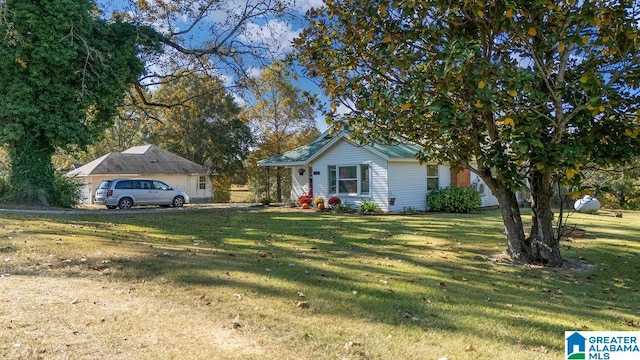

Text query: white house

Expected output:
[257,130,498,212]
[66,145,213,204]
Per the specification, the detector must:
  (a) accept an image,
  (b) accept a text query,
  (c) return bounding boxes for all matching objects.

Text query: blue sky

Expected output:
[96,0,330,131]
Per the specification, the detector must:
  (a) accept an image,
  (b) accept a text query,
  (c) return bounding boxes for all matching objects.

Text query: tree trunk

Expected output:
[8,136,55,205]
[479,167,563,266]
[527,170,563,266]
[491,184,531,263]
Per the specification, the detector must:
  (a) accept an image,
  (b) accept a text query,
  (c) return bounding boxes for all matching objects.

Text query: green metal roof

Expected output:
[257,131,421,167]
[257,134,336,166]
[369,142,421,159]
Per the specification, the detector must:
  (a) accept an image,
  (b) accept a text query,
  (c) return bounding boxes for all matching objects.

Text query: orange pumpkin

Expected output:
[302,203,310,209]
[317,203,325,210]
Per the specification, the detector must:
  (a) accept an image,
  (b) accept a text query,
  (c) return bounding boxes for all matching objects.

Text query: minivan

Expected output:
[94,178,190,209]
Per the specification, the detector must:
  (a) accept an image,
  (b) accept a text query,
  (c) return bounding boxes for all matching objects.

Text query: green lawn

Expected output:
[0,207,638,359]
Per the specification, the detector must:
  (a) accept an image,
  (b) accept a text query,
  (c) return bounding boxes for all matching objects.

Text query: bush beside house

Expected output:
[427,187,481,213]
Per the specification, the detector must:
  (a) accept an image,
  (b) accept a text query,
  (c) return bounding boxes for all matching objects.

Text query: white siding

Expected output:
[387,163,452,212]
[309,139,389,211]
[387,162,427,211]
[470,172,499,207]
[291,167,311,200]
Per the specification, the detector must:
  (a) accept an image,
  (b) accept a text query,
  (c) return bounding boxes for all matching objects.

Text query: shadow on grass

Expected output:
[2,207,639,352]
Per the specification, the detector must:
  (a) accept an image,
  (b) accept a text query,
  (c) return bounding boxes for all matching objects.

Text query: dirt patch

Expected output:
[487,252,598,272]
[0,275,265,360]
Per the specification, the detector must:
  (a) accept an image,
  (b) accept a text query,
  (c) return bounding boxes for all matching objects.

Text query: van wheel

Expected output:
[172,196,185,208]
[118,198,133,209]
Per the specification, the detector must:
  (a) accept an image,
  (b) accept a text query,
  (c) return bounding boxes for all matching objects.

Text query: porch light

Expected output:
[298,168,305,176]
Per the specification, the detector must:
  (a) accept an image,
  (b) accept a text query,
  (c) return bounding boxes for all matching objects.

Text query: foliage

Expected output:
[145,72,252,202]
[0,0,159,204]
[213,175,232,203]
[50,173,83,208]
[295,0,640,266]
[0,178,10,200]
[243,62,319,202]
[327,196,342,206]
[584,161,640,209]
[427,187,481,213]
[403,206,421,215]
[332,203,354,213]
[359,199,380,213]
[313,196,325,205]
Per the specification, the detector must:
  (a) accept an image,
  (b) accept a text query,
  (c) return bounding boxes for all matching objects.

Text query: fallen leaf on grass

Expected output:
[297,291,306,297]
[294,301,309,308]
[344,341,362,351]
[531,345,548,353]
[400,311,420,321]
[231,315,242,329]
[618,317,638,327]
[465,344,476,352]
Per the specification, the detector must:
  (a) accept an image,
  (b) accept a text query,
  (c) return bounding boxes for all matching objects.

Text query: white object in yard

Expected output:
[574,195,600,213]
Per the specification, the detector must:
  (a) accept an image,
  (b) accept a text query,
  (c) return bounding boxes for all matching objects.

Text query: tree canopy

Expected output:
[242,62,319,202]
[148,72,253,202]
[0,0,160,204]
[296,0,640,265]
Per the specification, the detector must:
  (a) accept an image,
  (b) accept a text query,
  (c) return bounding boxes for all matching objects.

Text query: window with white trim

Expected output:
[360,164,370,195]
[328,164,370,195]
[426,165,439,191]
[198,176,206,190]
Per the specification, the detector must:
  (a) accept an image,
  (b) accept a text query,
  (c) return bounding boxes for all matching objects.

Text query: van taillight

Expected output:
[107,190,113,197]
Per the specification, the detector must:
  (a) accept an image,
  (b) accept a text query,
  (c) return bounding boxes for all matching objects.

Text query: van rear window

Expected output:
[98,181,112,189]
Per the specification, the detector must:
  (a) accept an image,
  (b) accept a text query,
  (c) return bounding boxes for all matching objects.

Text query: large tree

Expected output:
[242,62,318,202]
[147,72,253,202]
[0,0,159,204]
[296,0,640,265]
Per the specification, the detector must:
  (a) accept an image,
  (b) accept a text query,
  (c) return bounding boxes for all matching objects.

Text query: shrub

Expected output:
[359,199,380,213]
[0,177,10,200]
[50,174,83,208]
[332,203,354,213]
[260,198,271,206]
[404,206,421,214]
[313,196,325,205]
[327,196,341,206]
[426,187,481,213]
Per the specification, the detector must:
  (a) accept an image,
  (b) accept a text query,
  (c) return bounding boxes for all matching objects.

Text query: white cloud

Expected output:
[293,0,325,13]
[245,67,262,79]
[240,19,301,59]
